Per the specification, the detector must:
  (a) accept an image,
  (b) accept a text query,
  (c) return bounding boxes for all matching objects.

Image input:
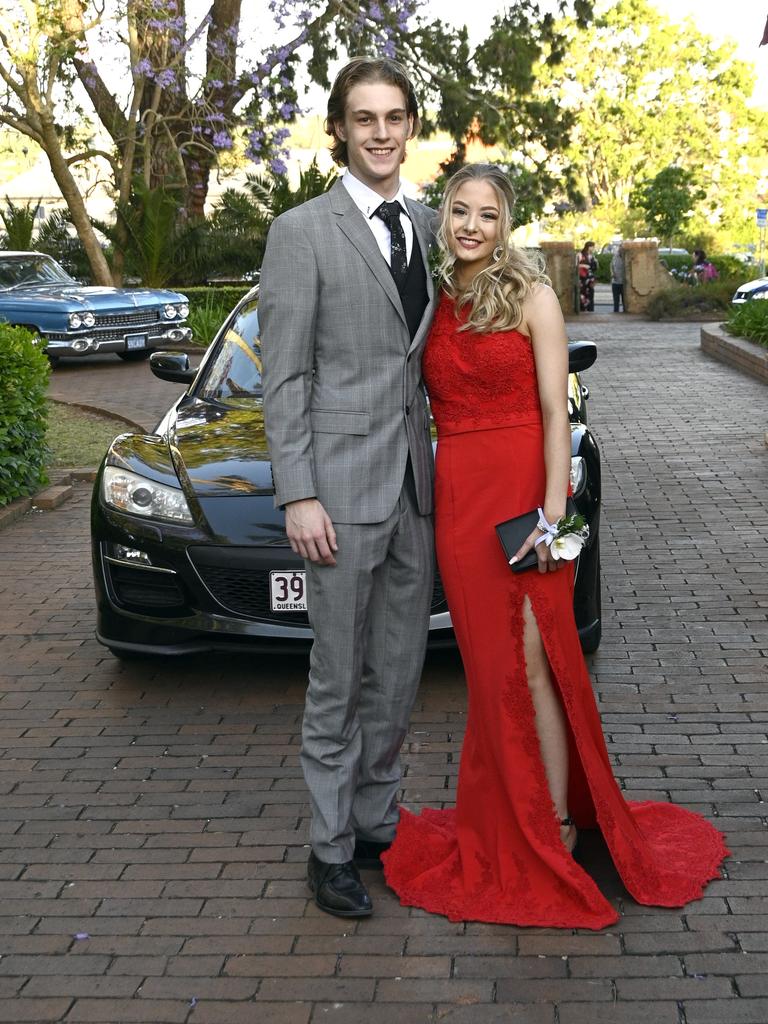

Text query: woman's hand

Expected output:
[511,526,568,574]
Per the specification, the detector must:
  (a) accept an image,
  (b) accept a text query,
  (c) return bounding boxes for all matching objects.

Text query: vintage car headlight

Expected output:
[102,466,193,524]
[68,312,82,329]
[177,303,189,318]
[163,304,178,319]
[81,311,96,327]
[570,456,586,496]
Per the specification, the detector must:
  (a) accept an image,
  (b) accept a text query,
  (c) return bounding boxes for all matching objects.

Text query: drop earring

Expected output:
[493,245,504,262]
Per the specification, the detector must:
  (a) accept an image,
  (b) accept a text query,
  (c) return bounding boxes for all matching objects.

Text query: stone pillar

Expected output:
[622,240,670,314]
[540,241,578,318]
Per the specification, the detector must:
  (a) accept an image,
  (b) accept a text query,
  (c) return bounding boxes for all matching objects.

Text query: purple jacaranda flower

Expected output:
[270,157,288,175]
[155,68,176,88]
[212,131,233,149]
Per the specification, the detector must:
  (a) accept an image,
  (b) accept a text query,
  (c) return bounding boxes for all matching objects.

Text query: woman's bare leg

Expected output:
[522,597,576,852]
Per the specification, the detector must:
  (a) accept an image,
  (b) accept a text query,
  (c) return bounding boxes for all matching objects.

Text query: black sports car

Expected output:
[91,288,601,658]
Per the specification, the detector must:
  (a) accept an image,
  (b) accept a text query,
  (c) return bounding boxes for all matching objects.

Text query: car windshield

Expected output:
[197,299,262,406]
[0,254,76,289]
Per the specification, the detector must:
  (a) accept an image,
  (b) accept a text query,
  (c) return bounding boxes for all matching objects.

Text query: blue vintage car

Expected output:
[0,251,192,366]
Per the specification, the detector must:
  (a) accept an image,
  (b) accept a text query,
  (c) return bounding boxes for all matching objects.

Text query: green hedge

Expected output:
[725,300,768,348]
[183,285,254,312]
[595,252,611,283]
[182,286,255,346]
[0,324,50,506]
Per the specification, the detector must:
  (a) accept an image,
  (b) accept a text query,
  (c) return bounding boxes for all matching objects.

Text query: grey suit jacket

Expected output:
[259,178,437,524]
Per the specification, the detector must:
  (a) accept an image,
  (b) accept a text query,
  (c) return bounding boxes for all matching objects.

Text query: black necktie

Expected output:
[374,201,408,293]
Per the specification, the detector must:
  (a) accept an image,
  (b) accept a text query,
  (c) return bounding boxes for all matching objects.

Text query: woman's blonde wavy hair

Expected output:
[436,164,549,333]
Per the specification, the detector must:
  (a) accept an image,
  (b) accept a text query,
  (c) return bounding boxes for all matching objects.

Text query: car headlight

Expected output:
[177,303,189,318]
[101,465,194,524]
[68,312,82,329]
[82,311,95,327]
[163,304,178,319]
[570,456,586,496]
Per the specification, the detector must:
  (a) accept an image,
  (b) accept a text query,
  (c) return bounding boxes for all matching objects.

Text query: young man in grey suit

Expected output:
[259,57,437,918]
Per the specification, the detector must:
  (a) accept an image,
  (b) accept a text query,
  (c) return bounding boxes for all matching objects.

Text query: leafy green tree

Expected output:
[0,1,594,284]
[536,0,767,245]
[630,166,706,246]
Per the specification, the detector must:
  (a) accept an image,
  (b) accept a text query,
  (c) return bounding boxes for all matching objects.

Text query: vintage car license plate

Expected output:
[269,570,307,612]
[125,333,147,350]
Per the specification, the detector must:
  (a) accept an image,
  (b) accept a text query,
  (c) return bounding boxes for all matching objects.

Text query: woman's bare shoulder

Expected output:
[520,284,563,337]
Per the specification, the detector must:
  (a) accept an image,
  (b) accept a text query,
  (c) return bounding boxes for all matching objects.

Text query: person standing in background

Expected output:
[611,245,625,312]
[578,241,597,312]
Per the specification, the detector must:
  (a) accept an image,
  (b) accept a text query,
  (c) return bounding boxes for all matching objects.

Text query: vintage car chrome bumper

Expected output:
[44,325,193,357]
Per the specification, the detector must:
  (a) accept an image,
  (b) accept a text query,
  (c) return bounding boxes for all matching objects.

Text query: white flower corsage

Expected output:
[534,508,589,561]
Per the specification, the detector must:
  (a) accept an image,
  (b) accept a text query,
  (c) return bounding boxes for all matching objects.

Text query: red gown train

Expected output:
[382,293,729,929]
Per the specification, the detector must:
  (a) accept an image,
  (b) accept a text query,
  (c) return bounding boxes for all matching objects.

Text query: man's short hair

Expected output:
[325,57,421,167]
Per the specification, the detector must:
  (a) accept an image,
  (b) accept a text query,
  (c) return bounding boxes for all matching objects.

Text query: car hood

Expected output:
[734,277,768,294]
[169,398,274,496]
[0,284,186,310]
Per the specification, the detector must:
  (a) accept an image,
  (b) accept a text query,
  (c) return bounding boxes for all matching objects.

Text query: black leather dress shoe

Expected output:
[353,838,391,869]
[307,852,373,918]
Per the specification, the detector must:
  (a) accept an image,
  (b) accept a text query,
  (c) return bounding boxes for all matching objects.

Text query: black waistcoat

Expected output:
[400,235,429,341]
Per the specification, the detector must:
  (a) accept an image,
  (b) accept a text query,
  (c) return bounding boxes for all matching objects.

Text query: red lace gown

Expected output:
[382,293,729,929]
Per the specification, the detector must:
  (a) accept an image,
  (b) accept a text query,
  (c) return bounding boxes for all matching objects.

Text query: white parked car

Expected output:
[732,277,768,304]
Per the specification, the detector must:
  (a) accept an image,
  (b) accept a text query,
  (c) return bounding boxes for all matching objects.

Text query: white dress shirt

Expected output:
[342,171,414,265]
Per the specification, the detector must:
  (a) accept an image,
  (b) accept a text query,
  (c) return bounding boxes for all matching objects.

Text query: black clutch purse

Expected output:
[496,498,578,573]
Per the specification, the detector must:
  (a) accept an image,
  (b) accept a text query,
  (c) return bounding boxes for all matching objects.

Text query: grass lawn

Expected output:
[46,400,122,469]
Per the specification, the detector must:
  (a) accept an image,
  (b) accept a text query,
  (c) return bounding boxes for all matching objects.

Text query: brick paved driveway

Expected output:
[1,320,766,1023]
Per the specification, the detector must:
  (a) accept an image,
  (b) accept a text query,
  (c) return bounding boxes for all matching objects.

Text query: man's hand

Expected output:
[285,499,338,566]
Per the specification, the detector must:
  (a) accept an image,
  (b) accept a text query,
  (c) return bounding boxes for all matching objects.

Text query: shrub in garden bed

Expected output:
[0,324,50,506]
[182,285,254,346]
[645,278,742,320]
[725,301,768,348]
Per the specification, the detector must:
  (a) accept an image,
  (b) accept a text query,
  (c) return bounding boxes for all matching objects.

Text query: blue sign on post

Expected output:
[757,208,767,227]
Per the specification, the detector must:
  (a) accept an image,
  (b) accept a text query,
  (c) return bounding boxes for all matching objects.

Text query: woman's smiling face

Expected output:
[447,179,502,283]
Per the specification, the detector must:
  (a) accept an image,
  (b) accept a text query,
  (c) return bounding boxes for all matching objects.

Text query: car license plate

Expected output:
[269,570,307,612]
[125,333,147,350]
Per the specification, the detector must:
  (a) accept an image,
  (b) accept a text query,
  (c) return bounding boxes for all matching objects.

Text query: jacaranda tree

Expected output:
[0,0,594,284]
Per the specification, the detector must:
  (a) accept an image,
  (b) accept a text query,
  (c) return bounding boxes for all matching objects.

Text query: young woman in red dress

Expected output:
[382,164,729,929]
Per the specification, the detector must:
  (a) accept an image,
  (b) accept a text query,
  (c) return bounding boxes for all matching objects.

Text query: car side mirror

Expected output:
[568,341,597,374]
[149,351,197,383]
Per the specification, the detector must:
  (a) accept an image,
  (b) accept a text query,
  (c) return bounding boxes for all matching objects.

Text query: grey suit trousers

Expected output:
[302,464,434,863]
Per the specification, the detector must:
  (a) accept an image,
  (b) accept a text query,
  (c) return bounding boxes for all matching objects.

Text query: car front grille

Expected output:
[198,564,310,624]
[189,549,448,625]
[95,309,162,327]
[44,327,166,342]
[107,561,187,613]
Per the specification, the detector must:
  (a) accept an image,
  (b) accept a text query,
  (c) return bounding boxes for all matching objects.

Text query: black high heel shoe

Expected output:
[560,816,580,857]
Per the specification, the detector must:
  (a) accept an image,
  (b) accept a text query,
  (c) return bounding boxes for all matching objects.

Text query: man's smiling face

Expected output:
[334,81,414,198]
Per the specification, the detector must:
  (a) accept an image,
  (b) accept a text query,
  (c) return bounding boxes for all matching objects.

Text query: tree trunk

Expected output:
[39,119,114,285]
[182,152,213,219]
